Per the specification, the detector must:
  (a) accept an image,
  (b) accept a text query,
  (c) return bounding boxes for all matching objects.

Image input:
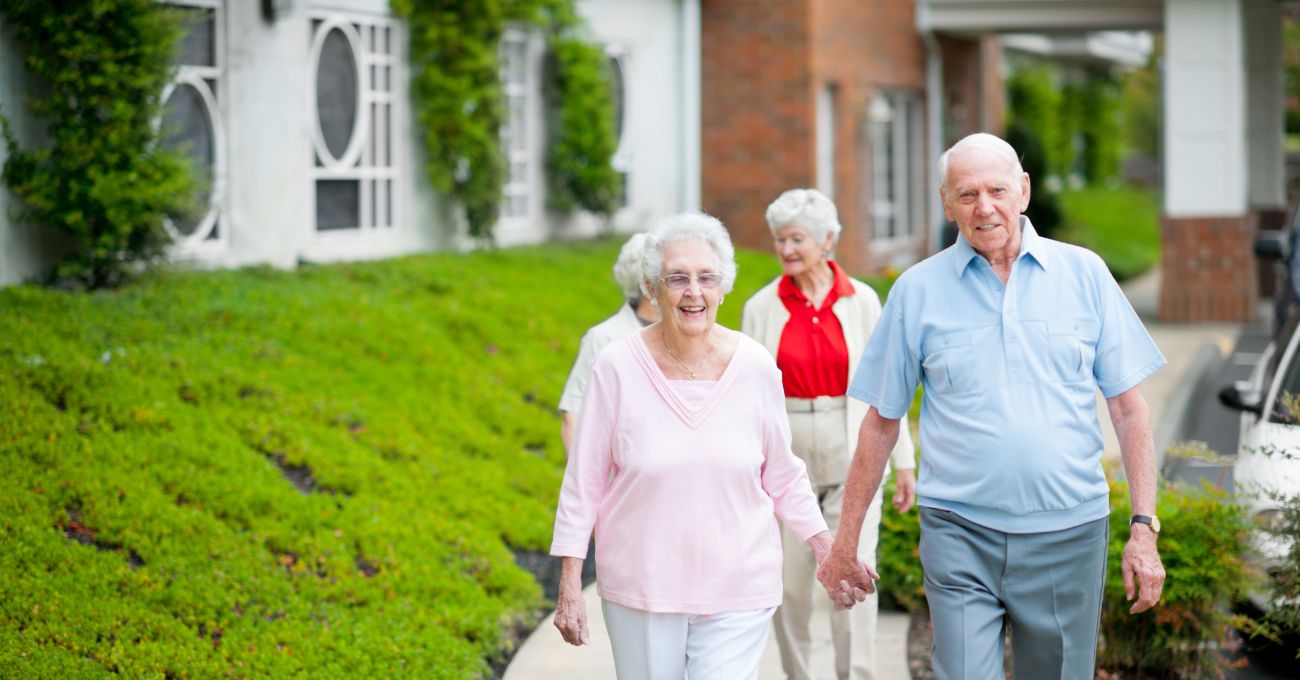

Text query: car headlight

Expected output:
[1253,508,1285,532]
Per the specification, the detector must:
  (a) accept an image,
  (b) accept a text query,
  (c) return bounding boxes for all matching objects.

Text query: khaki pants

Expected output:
[775,400,885,680]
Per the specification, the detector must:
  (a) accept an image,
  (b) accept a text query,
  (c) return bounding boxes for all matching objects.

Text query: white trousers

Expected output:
[601,600,776,680]
[775,402,885,680]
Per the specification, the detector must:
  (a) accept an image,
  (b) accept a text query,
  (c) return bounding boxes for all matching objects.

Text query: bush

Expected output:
[1098,481,1255,678]
[544,36,621,216]
[1056,185,1161,282]
[0,0,197,288]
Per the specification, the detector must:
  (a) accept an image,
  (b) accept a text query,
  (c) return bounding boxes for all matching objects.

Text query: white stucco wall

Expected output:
[1164,0,1248,217]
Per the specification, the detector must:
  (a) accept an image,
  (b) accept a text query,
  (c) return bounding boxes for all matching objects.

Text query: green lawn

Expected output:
[0,241,790,678]
[1055,185,1162,282]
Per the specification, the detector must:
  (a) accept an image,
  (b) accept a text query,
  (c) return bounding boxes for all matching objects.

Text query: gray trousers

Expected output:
[919,508,1108,680]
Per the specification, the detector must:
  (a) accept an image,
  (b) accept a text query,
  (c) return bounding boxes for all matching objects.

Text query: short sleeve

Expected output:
[557,329,600,413]
[847,292,919,420]
[1093,267,1166,398]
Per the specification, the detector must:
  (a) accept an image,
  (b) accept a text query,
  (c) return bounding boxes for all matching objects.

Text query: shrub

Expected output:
[1098,481,1255,678]
[0,0,197,288]
[544,36,620,216]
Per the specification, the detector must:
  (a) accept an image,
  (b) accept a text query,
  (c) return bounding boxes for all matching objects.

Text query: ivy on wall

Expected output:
[391,0,620,240]
[0,0,197,288]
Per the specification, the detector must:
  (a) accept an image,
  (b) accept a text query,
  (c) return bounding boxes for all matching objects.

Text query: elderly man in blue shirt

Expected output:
[817,132,1166,679]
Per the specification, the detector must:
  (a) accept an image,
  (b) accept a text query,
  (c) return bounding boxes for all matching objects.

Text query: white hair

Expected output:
[764,188,842,245]
[640,212,738,296]
[612,233,649,303]
[938,132,1024,189]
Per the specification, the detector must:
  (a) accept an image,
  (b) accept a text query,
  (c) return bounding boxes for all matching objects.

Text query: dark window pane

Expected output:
[607,55,625,147]
[317,27,358,161]
[161,83,215,236]
[175,7,216,67]
[317,179,359,231]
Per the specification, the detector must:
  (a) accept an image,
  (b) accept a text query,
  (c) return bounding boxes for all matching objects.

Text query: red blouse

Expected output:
[775,260,856,398]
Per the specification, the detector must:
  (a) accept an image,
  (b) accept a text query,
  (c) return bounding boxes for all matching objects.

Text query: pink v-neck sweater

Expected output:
[550,331,828,615]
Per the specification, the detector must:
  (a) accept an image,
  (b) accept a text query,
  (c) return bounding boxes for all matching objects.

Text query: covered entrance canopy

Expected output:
[918,0,1288,322]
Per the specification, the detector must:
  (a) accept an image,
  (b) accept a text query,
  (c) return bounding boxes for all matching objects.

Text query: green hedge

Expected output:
[0,241,784,677]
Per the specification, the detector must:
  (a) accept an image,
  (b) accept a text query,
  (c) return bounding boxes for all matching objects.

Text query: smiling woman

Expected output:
[549,212,852,679]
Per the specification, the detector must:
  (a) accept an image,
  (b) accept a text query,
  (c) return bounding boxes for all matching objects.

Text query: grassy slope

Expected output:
[1056,185,1161,282]
[0,240,789,678]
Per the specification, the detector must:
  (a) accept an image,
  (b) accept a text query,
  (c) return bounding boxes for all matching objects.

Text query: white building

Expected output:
[0,0,701,285]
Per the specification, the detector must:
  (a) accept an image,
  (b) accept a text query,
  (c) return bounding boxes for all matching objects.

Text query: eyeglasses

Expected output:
[660,273,723,291]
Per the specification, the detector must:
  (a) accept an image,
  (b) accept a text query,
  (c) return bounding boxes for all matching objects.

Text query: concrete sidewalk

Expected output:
[504,266,1243,680]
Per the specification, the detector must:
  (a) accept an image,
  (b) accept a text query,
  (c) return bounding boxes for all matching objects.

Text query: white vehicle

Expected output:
[1219,315,1300,613]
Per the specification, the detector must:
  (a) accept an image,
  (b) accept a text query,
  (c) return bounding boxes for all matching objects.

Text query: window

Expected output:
[606,46,630,208]
[867,91,924,243]
[499,29,532,222]
[161,1,225,248]
[310,13,397,234]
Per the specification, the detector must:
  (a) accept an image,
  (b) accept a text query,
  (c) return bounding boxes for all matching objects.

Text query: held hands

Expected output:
[815,546,878,611]
[1122,528,1165,614]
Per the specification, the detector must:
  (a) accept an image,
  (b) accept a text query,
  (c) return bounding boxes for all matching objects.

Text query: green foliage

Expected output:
[1077,74,1124,183]
[392,0,621,240]
[1004,121,1064,238]
[1098,481,1255,678]
[544,36,620,216]
[1007,63,1068,179]
[1263,486,1300,641]
[1056,185,1161,281]
[1122,42,1162,160]
[1007,59,1128,187]
[0,239,783,675]
[0,0,197,289]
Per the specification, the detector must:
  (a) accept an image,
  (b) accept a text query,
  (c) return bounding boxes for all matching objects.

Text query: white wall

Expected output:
[1164,0,1248,217]
[572,0,694,235]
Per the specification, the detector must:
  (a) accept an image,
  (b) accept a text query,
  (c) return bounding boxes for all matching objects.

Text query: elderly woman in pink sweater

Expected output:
[550,212,864,678]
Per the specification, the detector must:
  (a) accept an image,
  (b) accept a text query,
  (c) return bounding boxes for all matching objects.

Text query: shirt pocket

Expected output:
[921,329,975,394]
[1046,319,1100,383]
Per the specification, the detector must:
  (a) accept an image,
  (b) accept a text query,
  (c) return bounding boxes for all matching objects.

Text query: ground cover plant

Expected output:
[0,239,785,677]
[1056,185,1162,282]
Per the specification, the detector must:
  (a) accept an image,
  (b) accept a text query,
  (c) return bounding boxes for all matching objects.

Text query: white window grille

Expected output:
[868,91,924,243]
[161,0,226,250]
[499,29,532,222]
[310,12,398,235]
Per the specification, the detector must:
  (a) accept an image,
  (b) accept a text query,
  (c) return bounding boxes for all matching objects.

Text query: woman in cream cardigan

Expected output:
[741,188,916,680]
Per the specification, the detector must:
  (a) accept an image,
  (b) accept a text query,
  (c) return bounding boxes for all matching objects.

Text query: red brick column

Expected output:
[1158,214,1258,322]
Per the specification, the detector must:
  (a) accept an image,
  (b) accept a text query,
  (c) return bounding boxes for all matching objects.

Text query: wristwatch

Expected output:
[1130,514,1161,534]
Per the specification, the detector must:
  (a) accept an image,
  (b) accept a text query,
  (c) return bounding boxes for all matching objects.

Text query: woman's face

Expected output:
[773,223,833,278]
[655,238,723,339]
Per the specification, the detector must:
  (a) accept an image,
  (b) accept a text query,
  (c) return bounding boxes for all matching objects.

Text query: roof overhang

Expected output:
[918,0,1165,34]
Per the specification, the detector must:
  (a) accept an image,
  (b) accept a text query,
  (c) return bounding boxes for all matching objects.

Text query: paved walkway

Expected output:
[505,266,1243,680]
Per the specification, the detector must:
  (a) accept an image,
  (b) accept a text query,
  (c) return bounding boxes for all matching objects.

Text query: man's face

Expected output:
[941,148,1031,260]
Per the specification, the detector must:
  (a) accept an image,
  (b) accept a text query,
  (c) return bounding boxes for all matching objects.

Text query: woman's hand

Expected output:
[807,530,834,565]
[553,557,589,646]
[892,468,916,513]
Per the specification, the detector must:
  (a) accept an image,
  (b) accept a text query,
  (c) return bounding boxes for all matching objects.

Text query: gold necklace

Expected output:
[661,328,715,380]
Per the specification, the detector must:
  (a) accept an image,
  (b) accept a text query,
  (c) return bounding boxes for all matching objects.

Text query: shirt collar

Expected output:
[778,260,857,301]
[951,216,1050,278]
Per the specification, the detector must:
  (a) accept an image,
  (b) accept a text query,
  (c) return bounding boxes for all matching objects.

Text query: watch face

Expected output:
[1150,516,1161,533]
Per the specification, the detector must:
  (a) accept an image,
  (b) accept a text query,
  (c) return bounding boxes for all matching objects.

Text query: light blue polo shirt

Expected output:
[848,218,1165,533]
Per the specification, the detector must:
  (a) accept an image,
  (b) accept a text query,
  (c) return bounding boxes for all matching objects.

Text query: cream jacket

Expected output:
[741,276,916,483]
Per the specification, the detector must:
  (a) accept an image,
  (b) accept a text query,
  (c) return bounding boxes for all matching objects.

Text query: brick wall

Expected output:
[701,0,930,274]
[1159,214,1259,322]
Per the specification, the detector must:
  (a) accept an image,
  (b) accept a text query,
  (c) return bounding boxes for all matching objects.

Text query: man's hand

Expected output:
[553,558,589,645]
[892,468,916,513]
[1122,528,1164,614]
[816,547,878,610]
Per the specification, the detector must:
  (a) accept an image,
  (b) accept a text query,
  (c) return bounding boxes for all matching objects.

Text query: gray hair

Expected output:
[938,132,1024,189]
[764,188,842,245]
[640,212,738,296]
[612,233,649,303]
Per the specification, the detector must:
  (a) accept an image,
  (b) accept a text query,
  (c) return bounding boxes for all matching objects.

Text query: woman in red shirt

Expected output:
[741,188,917,680]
